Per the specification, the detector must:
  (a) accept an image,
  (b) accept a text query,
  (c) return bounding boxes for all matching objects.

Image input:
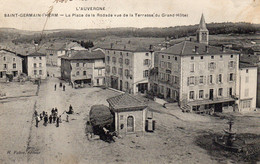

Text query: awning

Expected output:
[188,97,235,106]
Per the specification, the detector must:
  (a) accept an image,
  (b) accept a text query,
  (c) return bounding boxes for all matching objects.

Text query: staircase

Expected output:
[181,104,191,113]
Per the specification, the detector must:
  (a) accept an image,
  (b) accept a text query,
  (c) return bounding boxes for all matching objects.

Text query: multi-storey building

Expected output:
[0,49,23,82]
[60,50,105,87]
[25,52,47,79]
[150,14,241,112]
[104,44,154,94]
[237,62,257,112]
[46,44,66,66]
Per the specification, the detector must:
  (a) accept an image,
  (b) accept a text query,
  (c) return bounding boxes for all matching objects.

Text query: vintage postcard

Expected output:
[0,0,260,163]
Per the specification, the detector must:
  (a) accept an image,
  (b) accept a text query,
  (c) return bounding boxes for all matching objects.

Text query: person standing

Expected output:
[56,117,60,127]
[59,115,62,123]
[63,85,65,91]
[54,84,56,91]
[44,114,48,126]
[49,114,52,124]
[66,115,69,122]
[35,116,39,128]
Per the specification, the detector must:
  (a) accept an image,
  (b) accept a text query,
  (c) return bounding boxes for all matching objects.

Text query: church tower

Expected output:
[196,14,209,45]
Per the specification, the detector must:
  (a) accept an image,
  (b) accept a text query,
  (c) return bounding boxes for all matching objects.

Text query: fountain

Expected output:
[214,119,244,152]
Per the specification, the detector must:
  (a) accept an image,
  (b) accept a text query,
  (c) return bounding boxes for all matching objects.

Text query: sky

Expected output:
[0,0,259,31]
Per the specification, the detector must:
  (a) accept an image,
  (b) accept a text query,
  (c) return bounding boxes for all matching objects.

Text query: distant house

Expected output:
[237,62,257,112]
[107,93,148,136]
[0,49,23,82]
[249,46,260,56]
[24,52,47,79]
[46,43,66,66]
[60,50,105,87]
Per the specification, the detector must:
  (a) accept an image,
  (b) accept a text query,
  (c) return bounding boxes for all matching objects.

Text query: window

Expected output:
[107,51,110,54]
[162,55,164,58]
[39,70,42,75]
[76,71,80,76]
[106,66,110,73]
[119,58,123,64]
[218,88,223,96]
[208,62,215,70]
[218,74,222,83]
[199,90,204,99]
[211,56,214,59]
[229,88,232,96]
[50,54,53,56]
[143,70,149,77]
[200,56,203,60]
[167,62,172,69]
[229,73,234,81]
[146,53,149,56]
[231,55,233,58]
[191,56,194,60]
[242,100,251,108]
[229,61,234,68]
[107,56,110,62]
[34,63,37,68]
[126,53,128,56]
[220,55,223,58]
[98,69,102,76]
[245,88,249,97]
[144,59,149,65]
[112,67,117,74]
[209,75,213,84]
[34,70,37,75]
[39,63,42,67]
[175,57,177,61]
[190,76,195,85]
[246,69,248,73]
[76,63,79,67]
[13,63,16,69]
[189,91,194,100]
[125,59,130,65]
[125,69,129,77]
[168,56,170,59]
[39,57,42,60]
[245,76,249,83]
[33,57,36,60]
[120,52,122,56]
[120,115,124,120]
[125,82,129,89]
[199,76,204,84]
[3,57,6,61]
[190,63,195,72]
[112,57,116,63]
[13,58,15,61]
[83,71,86,75]
[118,68,123,75]
[4,64,7,69]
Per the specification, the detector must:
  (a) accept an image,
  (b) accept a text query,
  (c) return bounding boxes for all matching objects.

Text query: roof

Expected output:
[102,44,154,52]
[61,50,105,60]
[27,52,46,57]
[46,43,66,51]
[240,54,259,64]
[159,41,239,56]
[239,61,257,69]
[107,93,147,112]
[198,14,208,31]
[251,46,260,52]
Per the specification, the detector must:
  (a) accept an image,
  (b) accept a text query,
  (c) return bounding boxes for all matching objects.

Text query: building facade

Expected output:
[237,62,257,112]
[0,49,23,82]
[26,52,47,79]
[150,14,240,113]
[60,50,105,87]
[104,45,154,94]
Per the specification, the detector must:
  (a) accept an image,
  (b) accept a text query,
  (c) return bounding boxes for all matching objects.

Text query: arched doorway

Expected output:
[127,116,134,132]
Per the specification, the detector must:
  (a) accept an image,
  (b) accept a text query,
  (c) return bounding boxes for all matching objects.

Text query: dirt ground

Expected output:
[0,67,260,164]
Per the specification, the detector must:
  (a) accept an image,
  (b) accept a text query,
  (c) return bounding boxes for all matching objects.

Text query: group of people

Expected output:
[54,82,66,91]
[35,108,62,128]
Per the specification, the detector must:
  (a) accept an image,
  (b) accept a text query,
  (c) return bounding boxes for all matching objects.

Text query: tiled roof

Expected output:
[27,52,46,57]
[239,61,257,68]
[159,41,239,56]
[107,93,147,112]
[61,50,104,60]
[101,44,154,52]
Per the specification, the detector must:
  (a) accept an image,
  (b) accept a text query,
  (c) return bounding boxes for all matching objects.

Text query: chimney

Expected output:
[222,45,226,52]
[195,46,199,54]
[205,46,209,53]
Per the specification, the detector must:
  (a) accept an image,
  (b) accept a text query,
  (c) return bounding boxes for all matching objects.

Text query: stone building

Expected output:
[60,50,105,87]
[46,43,66,66]
[150,14,240,112]
[104,44,154,94]
[25,52,47,79]
[0,49,23,82]
[107,93,147,136]
[237,62,257,112]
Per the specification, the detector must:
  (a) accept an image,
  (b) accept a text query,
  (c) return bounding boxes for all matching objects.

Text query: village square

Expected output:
[0,14,260,163]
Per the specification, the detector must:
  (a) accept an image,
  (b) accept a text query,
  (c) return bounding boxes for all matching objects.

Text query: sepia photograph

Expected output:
[0,0,260,163]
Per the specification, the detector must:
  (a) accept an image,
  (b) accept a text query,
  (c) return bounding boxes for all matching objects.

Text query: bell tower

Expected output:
[196,14,209,45]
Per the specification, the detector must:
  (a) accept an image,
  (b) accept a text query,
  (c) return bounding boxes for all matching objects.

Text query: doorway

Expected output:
[209,89,214,100]
[127,116,134,132]
[215,103,223,112]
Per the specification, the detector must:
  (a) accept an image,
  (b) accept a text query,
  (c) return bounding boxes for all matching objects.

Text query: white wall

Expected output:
[27,56,47,79]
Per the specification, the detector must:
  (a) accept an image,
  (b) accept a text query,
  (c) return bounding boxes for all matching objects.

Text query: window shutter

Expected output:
[233,73,236,81]
[187,77,190,86]
[195,76,198,85]
[216,75,218,83]
[207,75,210,84]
